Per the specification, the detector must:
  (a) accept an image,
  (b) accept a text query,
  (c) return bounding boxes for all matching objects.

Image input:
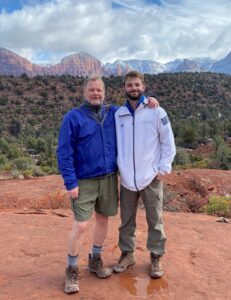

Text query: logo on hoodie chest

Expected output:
[141,119,153,125]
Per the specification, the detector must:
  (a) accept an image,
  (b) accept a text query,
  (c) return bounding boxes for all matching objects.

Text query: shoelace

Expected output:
[68,269,78,281]
[95,257,104,268]
[151,258,160,270]
[119,252,128,263]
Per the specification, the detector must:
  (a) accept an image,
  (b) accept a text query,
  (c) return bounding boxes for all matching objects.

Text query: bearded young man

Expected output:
[114,71,176,278]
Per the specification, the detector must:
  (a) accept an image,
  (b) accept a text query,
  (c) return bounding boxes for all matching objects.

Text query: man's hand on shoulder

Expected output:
[68,187,79,200]
[147,96,159,108]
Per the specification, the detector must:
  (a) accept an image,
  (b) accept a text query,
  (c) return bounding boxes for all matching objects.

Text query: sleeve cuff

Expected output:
[65,182,78,191]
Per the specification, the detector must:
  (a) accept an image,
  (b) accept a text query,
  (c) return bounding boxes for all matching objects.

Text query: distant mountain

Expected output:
[104,59,164,76]
[103,60,132,76]
[175,59,202,73]
[44,52,103,76]
[211,52,231,74]
[0,47,43,76]
[193,57,216,71]
[164,58,216,73]
[164,59,183,72]
[0,47,230,77]
[0,48,102,77]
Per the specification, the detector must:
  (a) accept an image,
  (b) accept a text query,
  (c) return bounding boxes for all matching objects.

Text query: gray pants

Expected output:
[119,177,166,255]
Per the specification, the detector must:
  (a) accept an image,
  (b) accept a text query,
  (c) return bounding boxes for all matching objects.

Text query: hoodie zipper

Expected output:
[132,114,138,191]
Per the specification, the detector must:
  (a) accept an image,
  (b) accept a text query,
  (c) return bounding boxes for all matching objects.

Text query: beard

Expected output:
[125,90,143,101]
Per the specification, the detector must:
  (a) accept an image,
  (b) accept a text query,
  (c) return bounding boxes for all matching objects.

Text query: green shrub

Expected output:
[214,143,231,170]
[41,165,58,174]
[201,195,231,218]
[12,169,23,179]
[22,169,33,178]
[3,162,11,171]
[22,167,43,178]
[173,148,191,165]
[0,97,8,106]
[174,159,209,170]
[31,166,44,177]
[40,91,48,98]
[12,157,35,171]
[9,119,21,137]
[14,88,23,96]
[8,145,24,159]
[189,153,203,162]
[191,159,209,169]
[0,154,7,164]
[0,138,9,153]
[0,154,8,169]
[0,139,23,159]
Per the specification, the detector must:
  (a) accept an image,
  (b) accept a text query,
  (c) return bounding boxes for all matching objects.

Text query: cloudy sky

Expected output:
[0,0,230,65]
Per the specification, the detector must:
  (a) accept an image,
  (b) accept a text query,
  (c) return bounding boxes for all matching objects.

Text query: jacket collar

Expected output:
[125,95,146,116]
[78,100,105,122]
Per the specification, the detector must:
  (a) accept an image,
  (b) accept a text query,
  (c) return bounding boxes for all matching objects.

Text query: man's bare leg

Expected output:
[65,219,88,294]
[68,220,88,255]
[93,212,108,246]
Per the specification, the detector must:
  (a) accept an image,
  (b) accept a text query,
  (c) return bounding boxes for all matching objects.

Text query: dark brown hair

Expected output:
[123,71,144,85]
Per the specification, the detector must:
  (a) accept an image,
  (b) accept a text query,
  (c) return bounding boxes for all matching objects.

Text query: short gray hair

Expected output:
[83,74,105,92]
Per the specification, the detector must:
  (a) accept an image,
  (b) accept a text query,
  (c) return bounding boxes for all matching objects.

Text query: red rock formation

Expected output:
[0,48,102,77]
[0,47,43,76]
[44,52,103,76]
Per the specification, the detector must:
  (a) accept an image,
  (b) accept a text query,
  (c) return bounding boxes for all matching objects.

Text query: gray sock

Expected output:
[92,245,102,258]
[67,254,78,267]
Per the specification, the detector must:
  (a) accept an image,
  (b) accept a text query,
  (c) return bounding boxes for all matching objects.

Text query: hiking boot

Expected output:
[113,251,136,273]
[150,253,163,278]
[64,266,79,294]
[88,254,112,278]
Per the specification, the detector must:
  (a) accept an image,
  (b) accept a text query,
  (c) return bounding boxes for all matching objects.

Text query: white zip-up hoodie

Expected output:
[115,99,176,191]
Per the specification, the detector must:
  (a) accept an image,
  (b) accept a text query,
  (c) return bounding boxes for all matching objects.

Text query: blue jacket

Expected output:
[57,103,118,190]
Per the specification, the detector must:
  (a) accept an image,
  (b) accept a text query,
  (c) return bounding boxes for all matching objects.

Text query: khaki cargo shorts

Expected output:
[70,173,118,222]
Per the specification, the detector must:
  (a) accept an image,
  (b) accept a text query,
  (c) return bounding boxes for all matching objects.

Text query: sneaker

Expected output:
[150,253,163,278]
[88,254,112,278]
[64,266,79,294]
[113,251,136,273]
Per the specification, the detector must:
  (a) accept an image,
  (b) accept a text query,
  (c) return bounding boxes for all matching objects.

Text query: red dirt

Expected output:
[0,169,231,299]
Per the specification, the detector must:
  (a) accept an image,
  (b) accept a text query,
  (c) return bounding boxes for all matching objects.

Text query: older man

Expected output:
[57,76,118,294]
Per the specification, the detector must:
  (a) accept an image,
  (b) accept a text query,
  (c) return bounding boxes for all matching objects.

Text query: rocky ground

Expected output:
[0,169,231,299]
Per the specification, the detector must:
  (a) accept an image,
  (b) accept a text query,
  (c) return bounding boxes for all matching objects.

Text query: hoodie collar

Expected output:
[125,95,146,116]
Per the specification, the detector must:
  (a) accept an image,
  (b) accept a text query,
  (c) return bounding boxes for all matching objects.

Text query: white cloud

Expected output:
[0,0,230,64]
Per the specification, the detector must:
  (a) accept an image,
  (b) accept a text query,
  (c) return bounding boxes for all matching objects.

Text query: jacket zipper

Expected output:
[85,107,108,174]
[100,109,110,174]
[133,114,138,191]
[100,126,107,174]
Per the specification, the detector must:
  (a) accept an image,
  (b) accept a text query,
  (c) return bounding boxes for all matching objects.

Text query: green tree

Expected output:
[13,157,35,171]
[200,122,210,142]
[0,97,8,106]
[214,143,231,170]
[173,148,191,165]
[213,135,224,152]
[8,120,21,137]
[35,138,46,154]
[182,126,197,146]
